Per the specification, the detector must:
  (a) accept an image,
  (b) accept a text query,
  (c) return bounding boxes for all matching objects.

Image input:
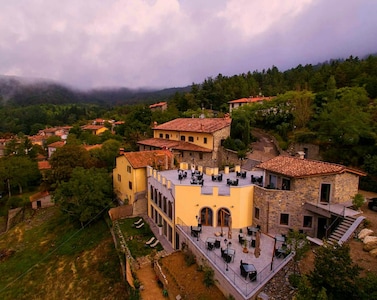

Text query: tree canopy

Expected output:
[53,167,113,227]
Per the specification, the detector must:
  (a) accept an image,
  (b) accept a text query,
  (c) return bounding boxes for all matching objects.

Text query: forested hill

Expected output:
[1,54,376,107]
[0,76,190,106]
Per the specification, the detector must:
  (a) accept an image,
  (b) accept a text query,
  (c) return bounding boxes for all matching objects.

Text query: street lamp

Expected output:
[224,239,232,271]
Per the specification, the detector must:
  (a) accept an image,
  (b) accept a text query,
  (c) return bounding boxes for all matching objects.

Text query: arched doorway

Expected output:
[200,207,213,226]
[217,208,231,227]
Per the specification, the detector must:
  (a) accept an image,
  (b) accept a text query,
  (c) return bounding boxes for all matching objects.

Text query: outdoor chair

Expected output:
[150,240,159,248]
[220,248,225,258]
[136,222,144,229]
[207,242,214,250]
[238,234,245,245]
[224,254,232,263]
[214,240,220,248]
[133,218,143,226]
[145,237,155,245]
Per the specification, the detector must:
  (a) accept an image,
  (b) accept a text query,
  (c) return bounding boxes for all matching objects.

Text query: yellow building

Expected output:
[147,156,365,250]
[81,124,108,135]
[147,164,263,248]
[138,116,231,167]
[113,150,174,213]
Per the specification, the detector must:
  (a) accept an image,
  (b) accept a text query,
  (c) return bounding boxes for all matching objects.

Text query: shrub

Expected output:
[289,273,301,288]
[352,193,364,210]
[203,266,215,287]
[184,249,196,266]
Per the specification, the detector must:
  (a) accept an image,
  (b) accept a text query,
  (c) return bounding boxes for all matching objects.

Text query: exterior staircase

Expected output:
[327,216,365,245]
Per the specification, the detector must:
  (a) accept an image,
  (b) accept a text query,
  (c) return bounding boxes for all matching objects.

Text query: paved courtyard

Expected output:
[179,224,292,298]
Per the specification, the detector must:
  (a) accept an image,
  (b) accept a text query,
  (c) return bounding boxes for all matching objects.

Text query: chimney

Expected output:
[297,151,305,159]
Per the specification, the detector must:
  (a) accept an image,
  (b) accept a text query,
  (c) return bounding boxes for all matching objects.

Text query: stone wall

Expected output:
[253,171,360,236]
[212,126,231,161]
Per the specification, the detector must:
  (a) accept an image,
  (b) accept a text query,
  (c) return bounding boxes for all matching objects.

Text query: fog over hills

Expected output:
[0,75,190,106]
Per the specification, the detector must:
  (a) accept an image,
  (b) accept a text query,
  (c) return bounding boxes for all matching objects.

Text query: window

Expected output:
[180,135,186,141]
[127,166,131,173]
[320,183,331,203]
[163,197,167,213]
[254,207,260,219]
[128,181,132,190]
[282,178,291,190]
[188,136,194,142]
[168,201,173,219]
[204,137,207,144]
[303,216,313,228]
[117,174,121,182]
[165,134,169,139]
[159,133,163,138]
[280,213,289,226]
[199,153,203,160]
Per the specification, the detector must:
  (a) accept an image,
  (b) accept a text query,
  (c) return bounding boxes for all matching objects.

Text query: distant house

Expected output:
[47,141,65,158]
[38,126,71,138]
[228,96,273,113]
[149,102,168,112]
[138,116,231,167]
[30,191,53,209]
[81,124,108,135]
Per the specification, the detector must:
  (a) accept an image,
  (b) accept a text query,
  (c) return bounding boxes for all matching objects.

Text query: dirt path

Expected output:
[137,264,166,300]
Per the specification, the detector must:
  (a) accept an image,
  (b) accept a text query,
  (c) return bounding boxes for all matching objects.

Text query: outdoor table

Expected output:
[224,248,235,261]
[275,235,285,242]
[247,226,258,236]
[242,263,257,281]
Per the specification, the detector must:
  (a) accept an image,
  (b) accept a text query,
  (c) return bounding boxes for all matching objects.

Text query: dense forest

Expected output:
[1,54,377,191]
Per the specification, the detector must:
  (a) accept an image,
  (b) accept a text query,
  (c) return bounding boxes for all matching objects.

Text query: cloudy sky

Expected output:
[1,0,376,90]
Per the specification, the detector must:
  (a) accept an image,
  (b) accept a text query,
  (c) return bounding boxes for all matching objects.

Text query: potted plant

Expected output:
[242,240,248,253]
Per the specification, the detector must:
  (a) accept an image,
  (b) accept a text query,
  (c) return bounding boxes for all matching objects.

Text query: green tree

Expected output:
[286,230,310,275]
[49,144,95,183]
[308,243,361,299]
[90,139,121,171]
[0,156,41,197]
[53,167,113,227]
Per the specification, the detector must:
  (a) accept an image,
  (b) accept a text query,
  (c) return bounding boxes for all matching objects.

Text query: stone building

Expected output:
[254,156,366,239]
[137,116,231,168]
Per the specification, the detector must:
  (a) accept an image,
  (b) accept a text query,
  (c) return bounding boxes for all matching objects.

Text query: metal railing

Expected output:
[176,218,293,299]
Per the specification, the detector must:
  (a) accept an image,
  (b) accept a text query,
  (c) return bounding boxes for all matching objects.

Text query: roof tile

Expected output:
[257,156,365,178]
[124,149,174,169]
[153,117,231,133]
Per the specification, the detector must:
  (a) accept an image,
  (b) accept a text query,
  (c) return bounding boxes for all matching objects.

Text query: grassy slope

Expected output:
[0,207,126,300]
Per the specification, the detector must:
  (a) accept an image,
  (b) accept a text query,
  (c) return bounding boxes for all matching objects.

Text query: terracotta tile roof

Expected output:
[228,96,273,104]
[30,191,50,202]
[48,141,65,148]
[149,102,167,109]
[124,150,174,169]
[84,144,102,151]
[137,138,212,152]
[38,160,51,170]
[82,125,106,130]
[257,156,366,178]
[153,117,231,133]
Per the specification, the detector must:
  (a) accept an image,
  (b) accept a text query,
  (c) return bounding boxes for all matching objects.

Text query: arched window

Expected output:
[200,207,213,226]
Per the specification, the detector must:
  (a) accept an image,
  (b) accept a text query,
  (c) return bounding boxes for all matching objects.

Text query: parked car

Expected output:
[368,198,377,212]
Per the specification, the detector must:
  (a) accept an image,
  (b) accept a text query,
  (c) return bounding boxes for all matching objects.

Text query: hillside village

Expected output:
[1,56,377,299]
[1,97,377,299]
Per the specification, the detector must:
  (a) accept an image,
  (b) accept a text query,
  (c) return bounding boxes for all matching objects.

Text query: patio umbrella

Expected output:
[254,230,261,258]
[228,215,232,239]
